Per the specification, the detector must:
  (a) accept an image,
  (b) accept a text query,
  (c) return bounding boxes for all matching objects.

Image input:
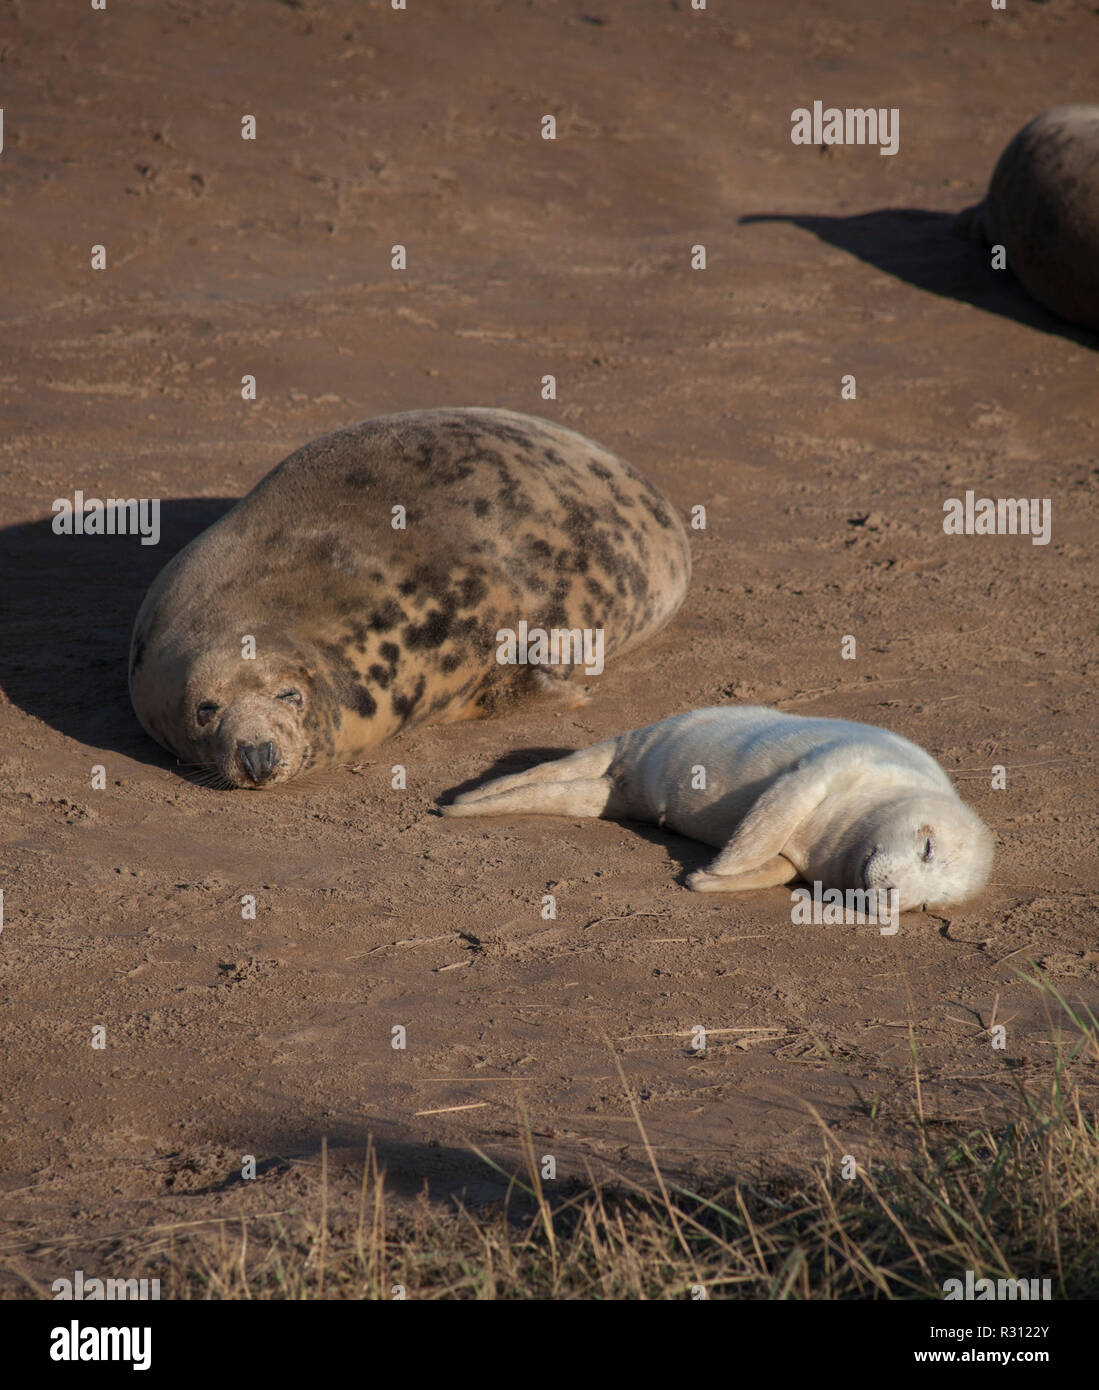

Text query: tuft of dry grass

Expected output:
[148,972,1099,1300]
[7,971,1099,1300]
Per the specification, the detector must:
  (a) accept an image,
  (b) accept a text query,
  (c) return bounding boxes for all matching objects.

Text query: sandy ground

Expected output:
[2,0,1098,1292]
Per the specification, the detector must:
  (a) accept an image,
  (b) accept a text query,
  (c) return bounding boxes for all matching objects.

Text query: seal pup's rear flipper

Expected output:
[444,737,618,808]
[442,775,624,820]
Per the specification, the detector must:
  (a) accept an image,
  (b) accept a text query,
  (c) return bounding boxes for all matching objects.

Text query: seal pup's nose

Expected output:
[237,740,278,784]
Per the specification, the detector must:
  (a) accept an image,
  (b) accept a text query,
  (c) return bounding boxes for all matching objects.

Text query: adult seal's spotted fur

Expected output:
[443,706,994,911]
[955,105,1099,333]
[129,408,691,788]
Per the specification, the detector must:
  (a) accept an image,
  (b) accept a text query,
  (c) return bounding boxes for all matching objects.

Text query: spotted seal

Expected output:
[955,105,1099,333]
[442,706,994,911]
[129,408,691,787]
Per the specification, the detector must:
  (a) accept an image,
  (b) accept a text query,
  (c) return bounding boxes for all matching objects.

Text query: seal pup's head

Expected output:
[168,637,321,789]
[844,792,994,911]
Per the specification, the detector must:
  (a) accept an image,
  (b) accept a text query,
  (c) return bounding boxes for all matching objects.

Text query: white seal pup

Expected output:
[442,706,994,911]
[955,105,1099,333]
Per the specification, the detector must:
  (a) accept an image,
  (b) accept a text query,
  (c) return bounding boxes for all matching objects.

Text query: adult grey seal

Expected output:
[129,408,691,787]
[442,706,994,911]
[955,105,1099,332]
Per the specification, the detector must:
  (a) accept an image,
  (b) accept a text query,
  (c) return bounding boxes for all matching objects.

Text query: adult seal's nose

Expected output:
[238,740,278,784]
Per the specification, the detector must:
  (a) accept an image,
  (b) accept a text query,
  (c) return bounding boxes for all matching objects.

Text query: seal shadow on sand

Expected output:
[180,1118,536,1206]
[739,209,1099,350]
[199,1108,825,1205]
[0,499,236,765]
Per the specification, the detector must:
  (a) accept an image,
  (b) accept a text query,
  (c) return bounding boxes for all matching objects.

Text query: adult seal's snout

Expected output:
[128,408,691,787]
[238,741,277,785]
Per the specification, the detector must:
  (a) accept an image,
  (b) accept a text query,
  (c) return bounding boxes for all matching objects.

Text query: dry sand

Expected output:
[2,0,1097,1292]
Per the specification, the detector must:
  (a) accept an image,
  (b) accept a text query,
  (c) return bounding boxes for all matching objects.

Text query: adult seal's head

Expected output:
[132,628,321,788]
[129,408,691,786]
[955,105,1099,333]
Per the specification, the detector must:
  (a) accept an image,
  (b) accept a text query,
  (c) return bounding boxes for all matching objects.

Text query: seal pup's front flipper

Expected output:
[687,855,799,893]
[684,744,855,892]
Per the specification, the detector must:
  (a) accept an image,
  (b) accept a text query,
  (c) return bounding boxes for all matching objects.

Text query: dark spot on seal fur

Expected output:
[639,491,674,529]
[474,419,540,450]
[495,478,523,512]
[306,535,353,571]
[404,607,453,650]
[396,561,455,601]
[369,598,404,632]
[304,675,342,754]
[318,641,378,719]
[353,687,377,718]
[392,673,427,721]
[522,535,554,561]
[555,547,589,575]
[454,573,488,607]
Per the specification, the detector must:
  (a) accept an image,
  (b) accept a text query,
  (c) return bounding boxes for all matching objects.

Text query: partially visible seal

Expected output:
[129,408,691,788]
[442,706,994,911]
[955,105,1099,332]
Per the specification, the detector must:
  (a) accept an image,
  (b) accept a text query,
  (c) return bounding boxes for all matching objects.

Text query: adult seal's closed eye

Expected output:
[442,706,995,912]
[955,105,1099,333]
[129,408,691,788]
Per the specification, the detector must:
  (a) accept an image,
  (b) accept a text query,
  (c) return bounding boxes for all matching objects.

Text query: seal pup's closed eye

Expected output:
[441,706,994,912]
